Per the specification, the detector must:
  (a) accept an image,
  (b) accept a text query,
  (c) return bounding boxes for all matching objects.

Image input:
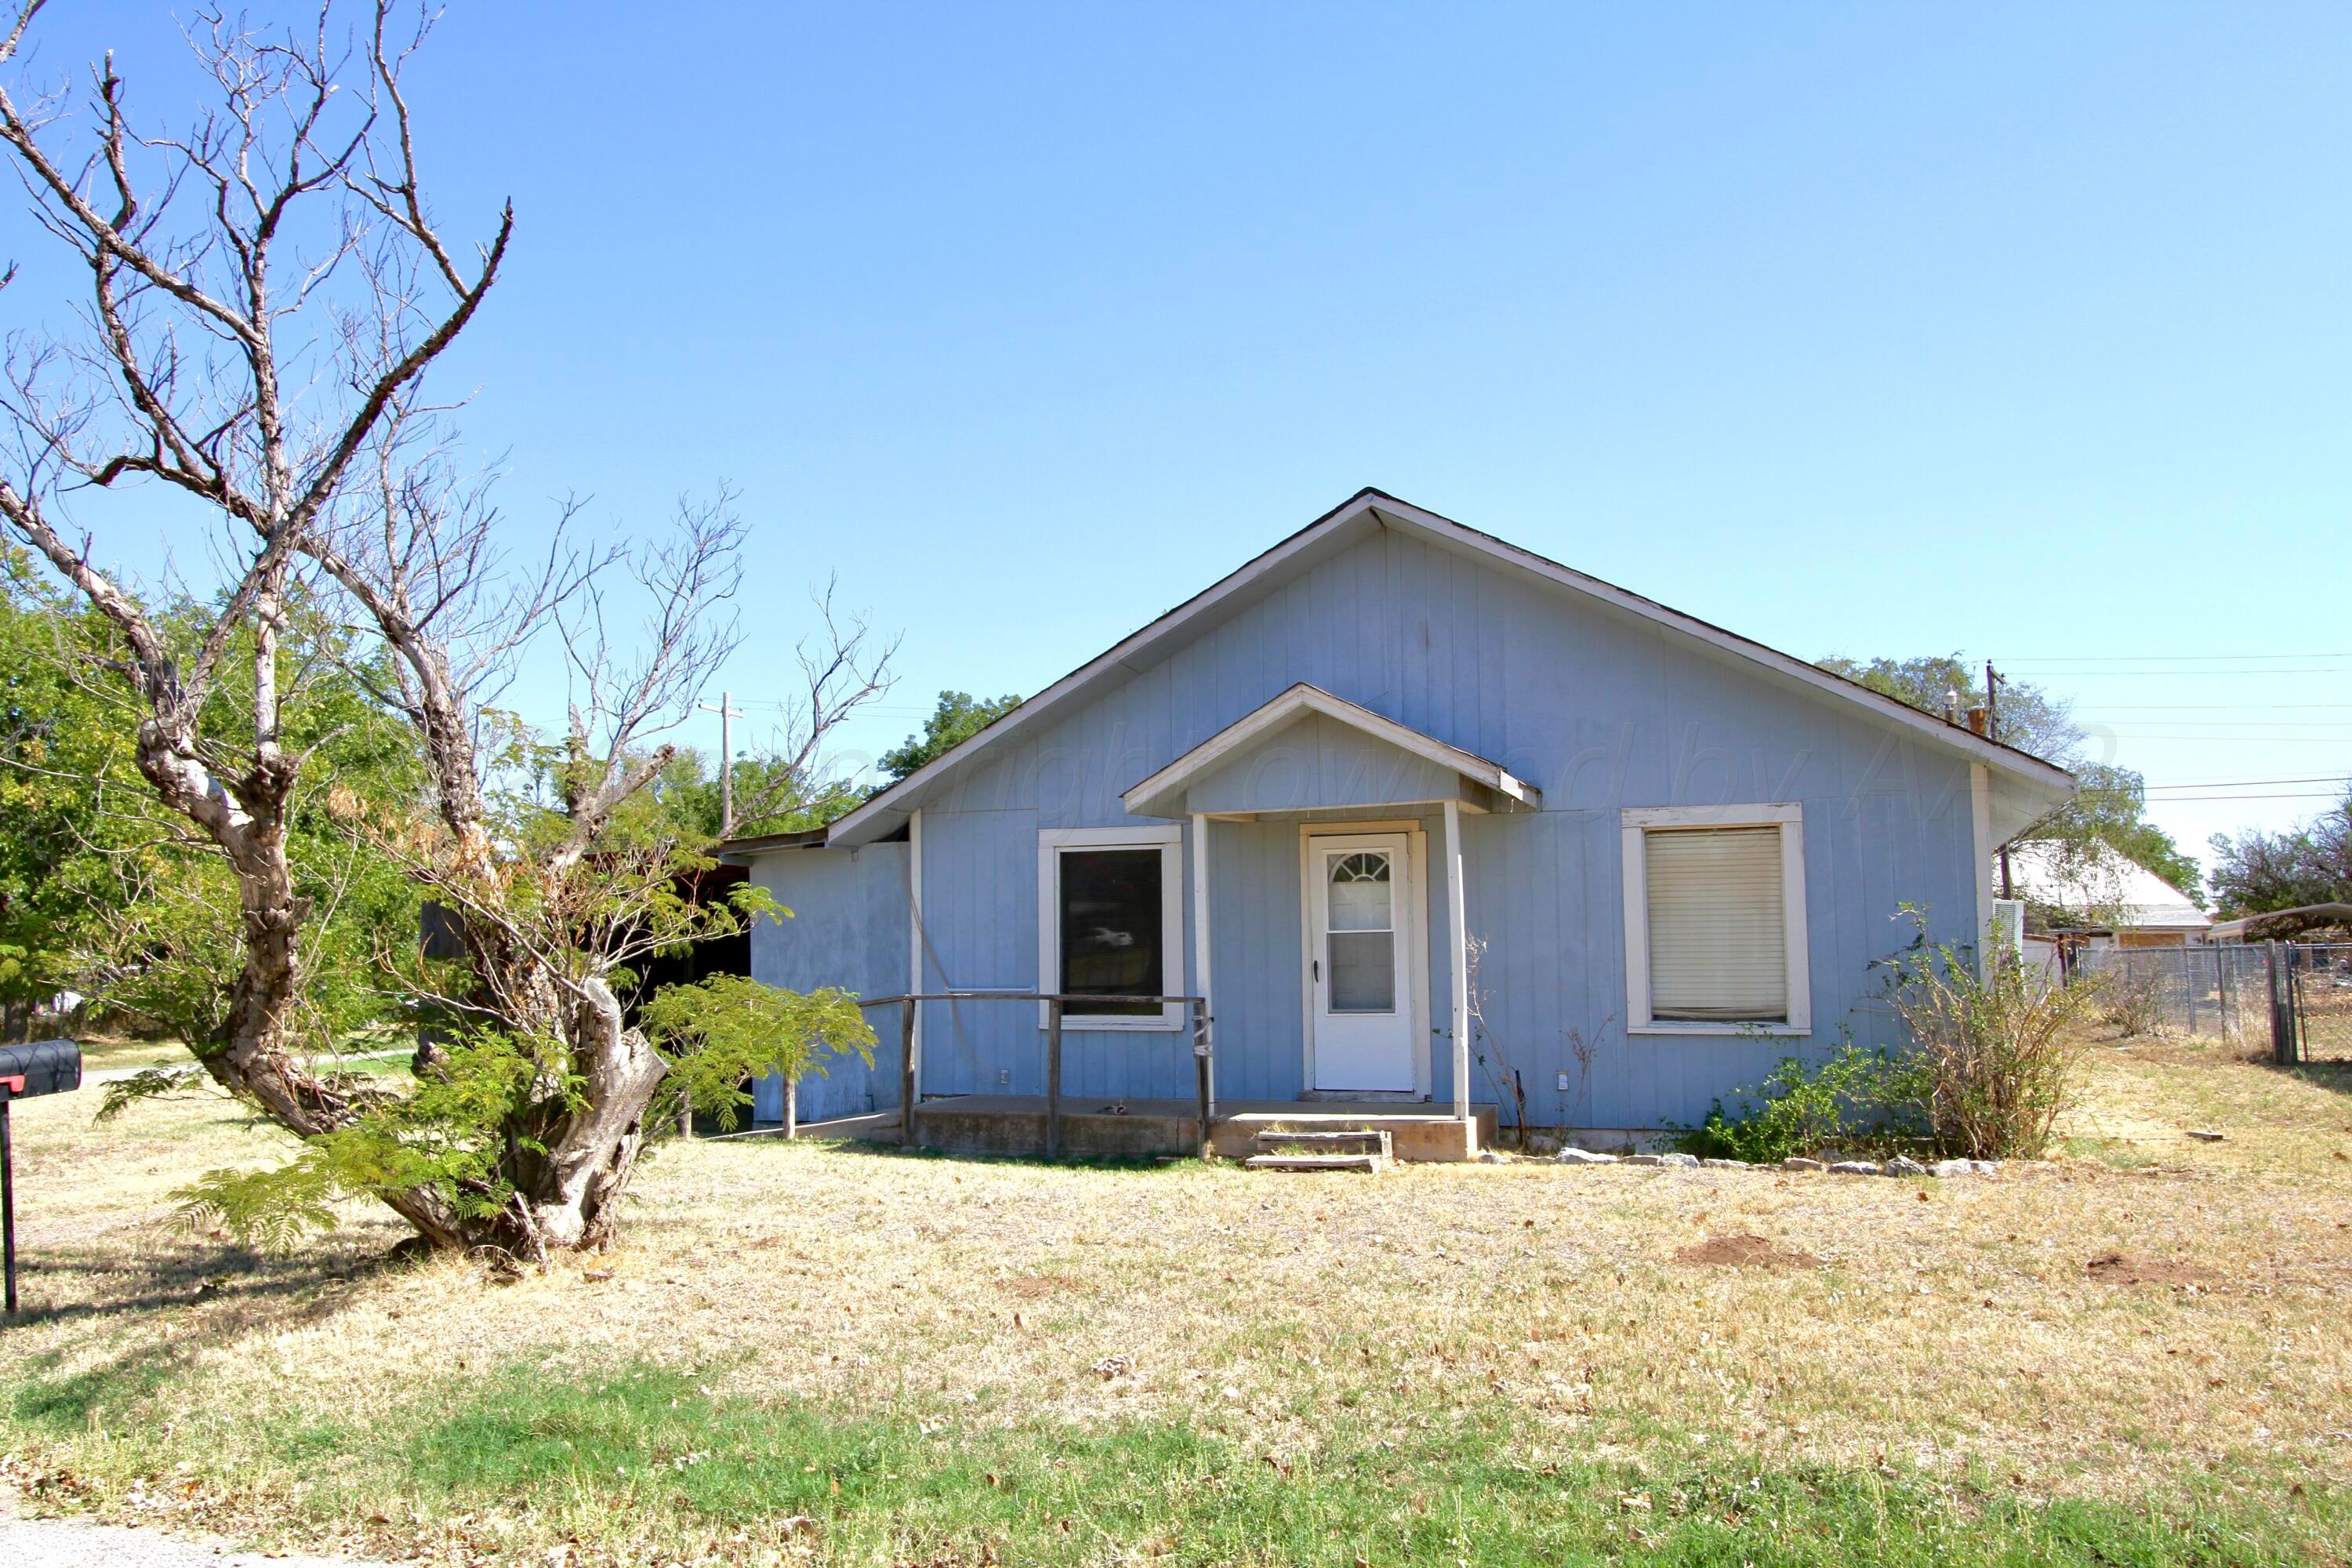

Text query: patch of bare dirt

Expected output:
[2085,1252,2220,1287]
[1674,1234,1824,1269]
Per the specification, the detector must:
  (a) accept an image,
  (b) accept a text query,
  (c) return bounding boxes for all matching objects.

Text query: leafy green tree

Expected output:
[878,691,1022,782]
[0,553,125,1036]
[1816,650,2201,903]
[2208,783,2352,916]
[638,973,874,1135]
[643,747,865,839]
[1815,652,2080,762]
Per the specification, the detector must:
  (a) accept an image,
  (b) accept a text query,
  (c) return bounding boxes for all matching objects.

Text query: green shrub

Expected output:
[1878,905,2099,1160]
[1666,1045,1913,1163]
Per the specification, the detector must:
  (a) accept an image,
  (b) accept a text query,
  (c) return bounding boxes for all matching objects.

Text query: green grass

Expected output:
[2060,1135,2158,1171]
[13,1356,2344,1566]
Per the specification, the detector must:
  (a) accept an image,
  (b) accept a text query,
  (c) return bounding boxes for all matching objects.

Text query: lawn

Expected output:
[0,1033,2347,1566]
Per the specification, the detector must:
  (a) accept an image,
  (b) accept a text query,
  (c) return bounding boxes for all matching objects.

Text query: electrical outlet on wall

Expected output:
[997,1069,1011,1089]
[1555,1071,1571,1092]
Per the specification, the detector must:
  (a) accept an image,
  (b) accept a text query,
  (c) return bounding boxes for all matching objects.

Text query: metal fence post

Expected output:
[1045,999,1063,1161]
[2216,946,2230,1040]
[900,996,918,1145]
[2267,941,2291,1065]
[1192,998,1213,1160]
[2,1096,15,1316]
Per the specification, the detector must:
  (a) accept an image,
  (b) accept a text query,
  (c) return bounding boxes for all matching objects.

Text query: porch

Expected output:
[803,1094,1494,1163]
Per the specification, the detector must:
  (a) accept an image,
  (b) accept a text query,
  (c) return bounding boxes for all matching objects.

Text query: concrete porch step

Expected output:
[1242,1150,1388,1174]
[1252,1127,1393,1159]
[1211,1106,1490,1163]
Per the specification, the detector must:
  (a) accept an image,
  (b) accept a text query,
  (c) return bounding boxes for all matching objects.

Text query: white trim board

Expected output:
[1620,802,1813,1037]
[826,488,2074,847]
[1122,683,1538,819]
[1036,824,1185,1032]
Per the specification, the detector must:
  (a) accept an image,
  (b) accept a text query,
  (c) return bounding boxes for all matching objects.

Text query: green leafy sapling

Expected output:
[639,975,877,1134]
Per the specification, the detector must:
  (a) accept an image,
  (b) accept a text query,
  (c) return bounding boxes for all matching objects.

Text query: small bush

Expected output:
[2095,967,2165,1038]
[1878,906,2100,1160]
[1667,1045,1914,1163]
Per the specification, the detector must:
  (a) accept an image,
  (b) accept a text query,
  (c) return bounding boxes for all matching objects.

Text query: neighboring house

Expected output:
[2004,838,2210,949]
[724,489,2074,1156]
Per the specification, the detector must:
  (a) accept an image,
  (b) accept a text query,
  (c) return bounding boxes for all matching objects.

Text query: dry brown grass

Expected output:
[3,1030,2349,1546]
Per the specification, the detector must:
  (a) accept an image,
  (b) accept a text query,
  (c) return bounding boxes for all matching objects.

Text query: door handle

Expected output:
[1312,958,1320,982]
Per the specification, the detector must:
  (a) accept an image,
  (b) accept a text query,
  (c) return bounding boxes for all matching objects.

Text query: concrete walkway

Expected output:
[0,1515,398,1566]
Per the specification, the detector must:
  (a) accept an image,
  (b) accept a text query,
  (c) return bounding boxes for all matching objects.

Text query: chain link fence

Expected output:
[2073,944,2267,1043]
[2074,942,2352,1063]
[2278,943,2352,1064]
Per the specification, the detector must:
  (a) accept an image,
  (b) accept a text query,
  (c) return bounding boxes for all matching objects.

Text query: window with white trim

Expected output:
[1037,826,1185,1029]
[1621,805,1811,1034]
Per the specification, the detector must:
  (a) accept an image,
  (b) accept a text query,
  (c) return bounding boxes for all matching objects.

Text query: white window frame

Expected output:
[1621,803,1811,1036]
[1037,825,1186,1031]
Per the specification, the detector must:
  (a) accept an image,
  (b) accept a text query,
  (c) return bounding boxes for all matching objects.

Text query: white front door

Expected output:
[1308,832,1417,1092]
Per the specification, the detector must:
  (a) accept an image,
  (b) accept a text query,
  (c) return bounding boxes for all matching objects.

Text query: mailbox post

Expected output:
[0,1039,82,1316]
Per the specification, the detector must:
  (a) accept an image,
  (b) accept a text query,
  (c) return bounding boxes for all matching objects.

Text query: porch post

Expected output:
[908,807,925,1091]
[1191,812,1214,1121]
[1443,798,1471,1127]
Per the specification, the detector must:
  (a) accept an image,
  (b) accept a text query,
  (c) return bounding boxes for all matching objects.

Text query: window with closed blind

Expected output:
[1621,805,1811,1034]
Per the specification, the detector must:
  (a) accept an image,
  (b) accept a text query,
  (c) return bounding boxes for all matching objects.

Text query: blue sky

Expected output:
[7,2,2349,880]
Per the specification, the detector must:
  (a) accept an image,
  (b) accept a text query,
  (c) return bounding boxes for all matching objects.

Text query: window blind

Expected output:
[1645,826,1788,1022]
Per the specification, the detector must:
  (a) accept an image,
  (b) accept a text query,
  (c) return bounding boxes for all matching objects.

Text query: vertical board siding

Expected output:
[749,524,1991,1131]
[748,842,908,1123]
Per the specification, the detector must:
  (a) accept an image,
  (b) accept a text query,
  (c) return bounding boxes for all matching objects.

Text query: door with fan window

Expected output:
[1307,833,1417,1091]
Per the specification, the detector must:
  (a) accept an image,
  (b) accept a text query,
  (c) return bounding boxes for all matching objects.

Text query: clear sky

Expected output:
[8,2,2349,886]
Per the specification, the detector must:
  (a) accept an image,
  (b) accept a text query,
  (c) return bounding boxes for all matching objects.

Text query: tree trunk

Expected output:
[502,976,666,1252]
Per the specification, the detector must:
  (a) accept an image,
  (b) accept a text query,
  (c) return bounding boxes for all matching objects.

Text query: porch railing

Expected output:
[853,993,1213,1159]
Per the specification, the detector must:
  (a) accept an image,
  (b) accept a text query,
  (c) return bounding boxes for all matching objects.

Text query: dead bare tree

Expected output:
[0,0,503,1193]
[5,2,892,1255]
[316,423,891,1250]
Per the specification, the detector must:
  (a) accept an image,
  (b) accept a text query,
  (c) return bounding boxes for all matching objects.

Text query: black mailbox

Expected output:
[1,1036,81,1314]
[0,1039,82,1100]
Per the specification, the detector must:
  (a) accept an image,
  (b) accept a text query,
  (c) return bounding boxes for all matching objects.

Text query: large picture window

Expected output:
[1621,805,1810,1035]
[1037,826,1185,1029]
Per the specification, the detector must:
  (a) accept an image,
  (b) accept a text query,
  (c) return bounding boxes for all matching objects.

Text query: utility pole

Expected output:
[1986,661,2013,899]
[697,690,744,837]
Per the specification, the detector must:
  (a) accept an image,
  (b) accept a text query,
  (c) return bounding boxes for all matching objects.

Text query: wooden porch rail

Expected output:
[853,993,1214,1160]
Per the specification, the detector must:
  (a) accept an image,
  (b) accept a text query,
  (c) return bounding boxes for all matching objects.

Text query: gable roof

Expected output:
[2006,839,2210,932]
[1120,682,1541,819]
[823,488,2076,848]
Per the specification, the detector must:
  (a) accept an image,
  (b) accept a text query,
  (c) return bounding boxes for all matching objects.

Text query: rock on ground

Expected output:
[1555,1147,1619,1165]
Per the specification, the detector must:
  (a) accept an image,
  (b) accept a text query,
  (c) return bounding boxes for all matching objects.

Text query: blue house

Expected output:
[728,489,2073,1158]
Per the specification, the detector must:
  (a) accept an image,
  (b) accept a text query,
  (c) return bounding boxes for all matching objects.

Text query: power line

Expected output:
[2001,667,2348,677]
[1998,652,2347,662]
[2142,775,2350,791]
[2140,792,2343,803]
[2089,735,2352,743]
